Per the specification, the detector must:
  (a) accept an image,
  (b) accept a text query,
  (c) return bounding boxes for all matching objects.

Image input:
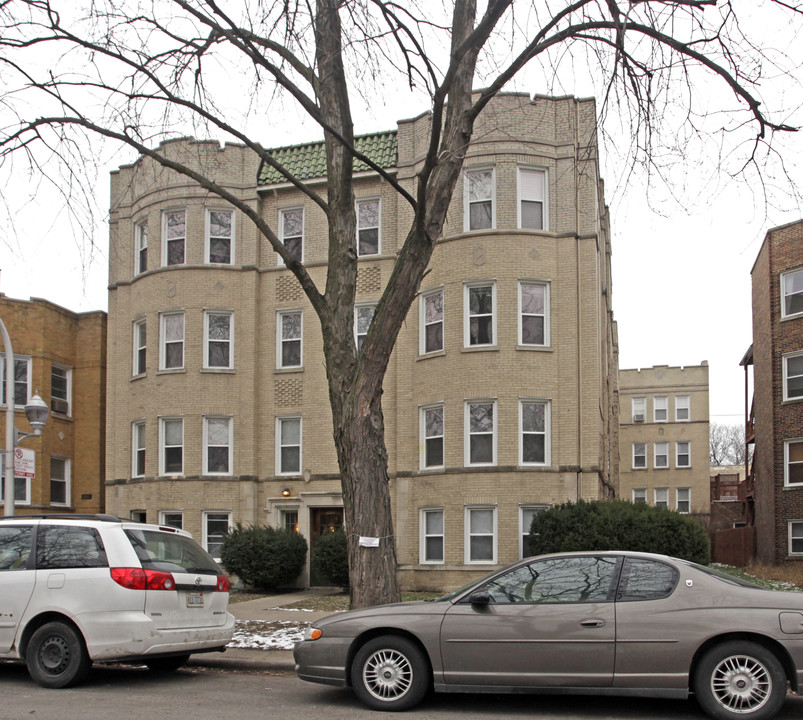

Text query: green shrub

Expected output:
[528,500,710,564]
[220,524,307,591]
[311,527,349,589]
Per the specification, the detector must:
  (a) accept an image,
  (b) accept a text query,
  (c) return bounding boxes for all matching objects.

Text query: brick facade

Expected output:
[105,93,619,590]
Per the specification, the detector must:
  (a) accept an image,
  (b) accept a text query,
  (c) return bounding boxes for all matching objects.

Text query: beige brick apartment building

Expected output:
[105,93,619,589]
[1,295,106,514]
[618,364,710,515]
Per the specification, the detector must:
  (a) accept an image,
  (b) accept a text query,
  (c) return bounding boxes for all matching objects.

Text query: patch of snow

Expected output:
[228,620,307,650]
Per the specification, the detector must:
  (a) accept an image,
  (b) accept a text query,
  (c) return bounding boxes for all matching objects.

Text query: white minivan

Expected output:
[0,514,235,687]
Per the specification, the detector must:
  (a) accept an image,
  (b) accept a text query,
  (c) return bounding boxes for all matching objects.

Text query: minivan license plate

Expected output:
[187,592,204,608]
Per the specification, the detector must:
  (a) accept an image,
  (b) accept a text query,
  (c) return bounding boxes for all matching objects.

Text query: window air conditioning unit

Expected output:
[633,414,645,423]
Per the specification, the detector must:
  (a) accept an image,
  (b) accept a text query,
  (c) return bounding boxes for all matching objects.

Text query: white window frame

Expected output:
[159,510,184,529]
[517,166,548,230]
[519,399,551,466]
[203,416,233,476]
[676,488,691,515]
[278,206,304,265]
[781,267,803,319]
[0,466,30,506]
[1,355,32,408]
[632,397,646,423]
[463,167,496,232]
[204,310,234,370]
[135,219,148,275]
[276,416,302,476]
[354,303,377,352]
[789,521,803,556]
[632,488,647,503]
[784,438,803,487]
[676,441,691,468]
[356,197,381,256]
[203,510,232,560]
[654,487,669,509]
[132,420,146,478]
[465,506,497,564]
[675,395,691,421]
[159,416,184,476]
[653,396,668,422]
[465,399,497,467]
[133,317,147,377]
[277,309,303,369]
[783,351,803,401]
[49,455,70,507]
[419,288,444,355]
[50,362,72,416]
[464,281,497,348]
[419,508,445,564]
[205,208,235,265]
[159,312,185,370]
[519,505,548,559]
[161,208,186,267]
[518,280,550,347]
[420,404,445,470]
[654,441,669,469]
[632,442,647,469]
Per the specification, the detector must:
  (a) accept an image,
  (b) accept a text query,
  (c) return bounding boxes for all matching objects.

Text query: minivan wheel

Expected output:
[26,621,91,689]
[351,636,429,711]
[693,641,787,720]
[145,654,190,672]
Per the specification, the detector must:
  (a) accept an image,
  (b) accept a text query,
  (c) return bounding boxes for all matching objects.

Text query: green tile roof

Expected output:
[257,130,397,185]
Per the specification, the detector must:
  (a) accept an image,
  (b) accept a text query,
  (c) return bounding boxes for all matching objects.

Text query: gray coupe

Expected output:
[294,551,803,720]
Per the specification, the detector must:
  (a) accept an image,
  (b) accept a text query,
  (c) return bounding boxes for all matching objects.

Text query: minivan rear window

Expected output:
[124,529,221,575]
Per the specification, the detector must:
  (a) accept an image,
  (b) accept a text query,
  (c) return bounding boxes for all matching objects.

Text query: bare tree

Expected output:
[710,422,747,466]
[0,0,799,607]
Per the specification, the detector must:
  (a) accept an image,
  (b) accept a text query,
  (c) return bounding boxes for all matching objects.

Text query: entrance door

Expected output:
[309,508,344,586]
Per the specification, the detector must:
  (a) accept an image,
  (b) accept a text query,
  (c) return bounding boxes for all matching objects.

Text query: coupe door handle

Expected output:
[580,618,606,628]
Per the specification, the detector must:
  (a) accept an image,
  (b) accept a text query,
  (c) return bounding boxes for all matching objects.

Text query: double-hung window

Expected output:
[677,488,691,514]
[50,456,70,506]
[206,209,234,264]
[50,364,71,416]
[464,169,494,231]
[132,421,146,478]
[653,396,668,422]
[159,511,183,530]
[204,311,233,369]
[676,441,691,468]
[356,198,380,256]
[520,400,550,465]
[464,282,496,347]
[278,310,302,369]
[420,289,444,355]
[420,404,444,470]
[203,511,231,560]
[355,304,376,352]
[784,439,803,486]
[162,210,186,266]
[781,268,803,318]
[1,356,31,407]
[159,417,184,476]
[420,509,444,563]
[204,417,232,475]
[632,397,646,423]
[783,352,803,400]
[654,488,669,509]
[133,318,147,376]
[466,400,496,466]
[519,281,549,346]
[654,442,669,469]
[632,488,647,503]
[279,207,303,264]
[518,167,547,230]
[465,506,496,563]
[0,465,29,505]
[160,312,185,370]
[135,220,148,274]
[633,442,647,469]
[277,416,302,475]
[519,506,547,559]
[675,395,690,421]
[790,521,803,555]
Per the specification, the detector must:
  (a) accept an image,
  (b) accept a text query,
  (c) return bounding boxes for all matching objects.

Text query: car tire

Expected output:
[693,640,787,720]
[144,654,191,673]
[26,621,91,689]
[351,635,430,711]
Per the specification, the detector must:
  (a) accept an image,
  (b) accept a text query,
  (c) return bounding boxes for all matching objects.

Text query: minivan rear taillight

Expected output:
[111,567,176,591]
[216,574,230,592]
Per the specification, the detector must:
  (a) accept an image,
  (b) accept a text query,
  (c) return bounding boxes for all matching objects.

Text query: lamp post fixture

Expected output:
[1,317,50,517]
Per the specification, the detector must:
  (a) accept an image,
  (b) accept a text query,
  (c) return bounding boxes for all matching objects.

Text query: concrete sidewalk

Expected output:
[187,588,340,673]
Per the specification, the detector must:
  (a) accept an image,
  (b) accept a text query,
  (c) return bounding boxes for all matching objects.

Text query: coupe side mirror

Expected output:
[468,590,491,606]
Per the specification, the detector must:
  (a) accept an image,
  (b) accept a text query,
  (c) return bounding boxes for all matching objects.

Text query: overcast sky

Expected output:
[1,0,801,425]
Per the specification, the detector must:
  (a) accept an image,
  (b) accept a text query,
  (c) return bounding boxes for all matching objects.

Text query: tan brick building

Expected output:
[0,295,106,514]
[106,93,619,589]
[618,365,710,516]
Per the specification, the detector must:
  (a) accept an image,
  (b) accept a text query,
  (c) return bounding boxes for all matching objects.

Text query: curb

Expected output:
[188,648,295,673]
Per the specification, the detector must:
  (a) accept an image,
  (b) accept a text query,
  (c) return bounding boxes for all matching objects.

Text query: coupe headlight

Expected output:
[304,626,323,641]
